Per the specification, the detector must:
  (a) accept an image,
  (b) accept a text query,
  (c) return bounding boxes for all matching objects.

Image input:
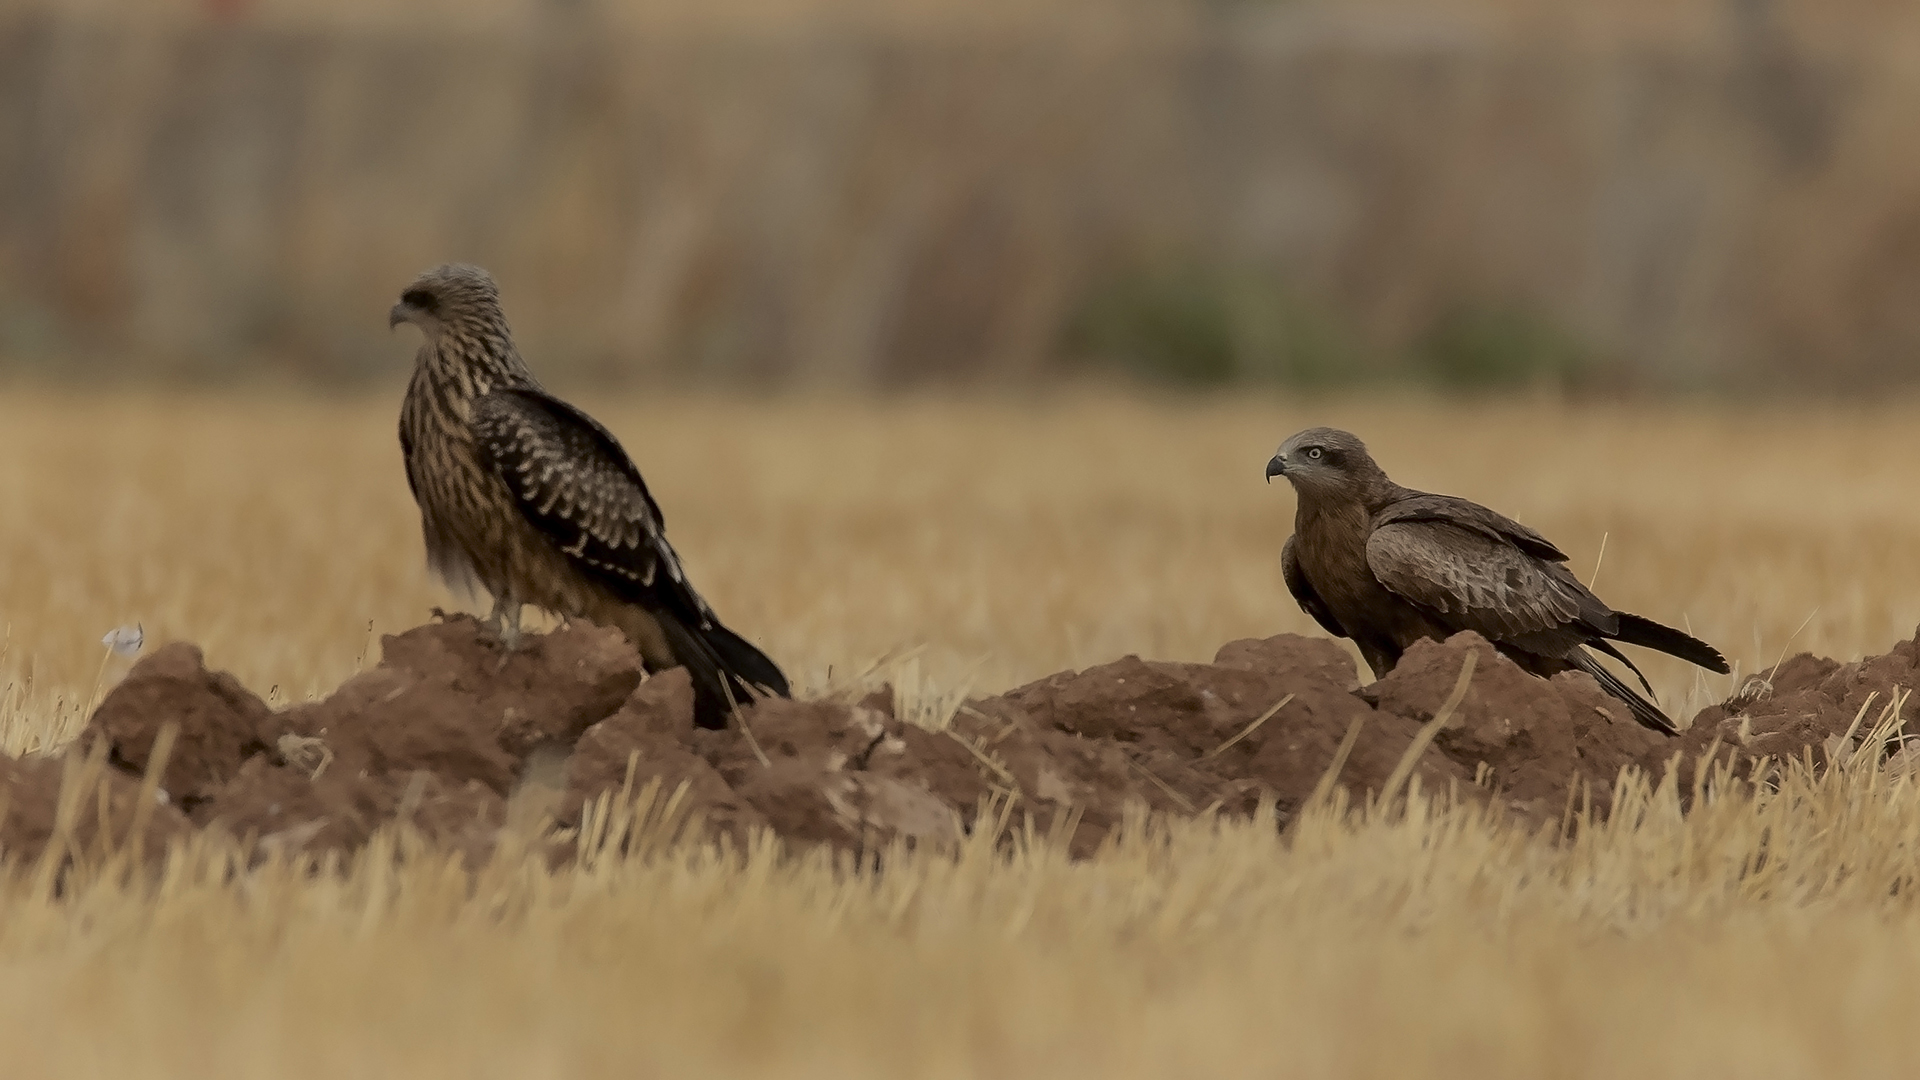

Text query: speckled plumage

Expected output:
[393,264,788,728]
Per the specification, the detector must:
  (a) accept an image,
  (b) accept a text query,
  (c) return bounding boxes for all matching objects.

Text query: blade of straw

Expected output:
[1306,713,1370,811]
[1377,651,1478,810]
[1202,694,1294,761]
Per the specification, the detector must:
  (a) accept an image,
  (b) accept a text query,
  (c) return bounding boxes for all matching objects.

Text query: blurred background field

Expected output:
[8,0,1920,390]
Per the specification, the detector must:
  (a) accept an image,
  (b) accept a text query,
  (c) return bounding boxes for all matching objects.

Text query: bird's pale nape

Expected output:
[391,263,788,728]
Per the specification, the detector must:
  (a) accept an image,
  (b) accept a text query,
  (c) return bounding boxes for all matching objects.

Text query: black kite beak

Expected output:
[388,302,410,330]
[1265,453,1287,483]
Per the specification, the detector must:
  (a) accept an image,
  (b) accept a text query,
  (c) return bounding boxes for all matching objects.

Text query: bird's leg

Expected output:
[485,594,524,652]
[500,604,524,653]
[490,600,527,674]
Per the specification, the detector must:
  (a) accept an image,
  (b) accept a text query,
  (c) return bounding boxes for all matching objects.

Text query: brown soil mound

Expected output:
[1675,637,1920,773]
[0,750,192,868]
[7,616,1917,866]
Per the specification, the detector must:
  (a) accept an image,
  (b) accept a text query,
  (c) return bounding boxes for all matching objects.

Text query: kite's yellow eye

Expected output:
[1306,447,1323,460]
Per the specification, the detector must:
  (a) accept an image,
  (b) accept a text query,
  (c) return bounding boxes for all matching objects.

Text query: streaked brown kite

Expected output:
[391,263,788,728]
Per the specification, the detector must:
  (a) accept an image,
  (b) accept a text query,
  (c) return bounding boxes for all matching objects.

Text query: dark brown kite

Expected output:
[1265,427,1727,734]
[391,264,788,728]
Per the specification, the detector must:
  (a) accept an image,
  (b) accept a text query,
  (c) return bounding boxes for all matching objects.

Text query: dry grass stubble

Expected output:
[1,390,1919,1076]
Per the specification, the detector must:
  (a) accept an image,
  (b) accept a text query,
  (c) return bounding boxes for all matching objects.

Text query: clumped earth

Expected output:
[5,616,1917,867]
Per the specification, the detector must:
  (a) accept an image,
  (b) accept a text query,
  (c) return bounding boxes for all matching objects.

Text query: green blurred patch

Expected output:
[1065,264,1365,387]
[0,293,63,361]
[1069,266,1601,392]
[1412,305,1594,390]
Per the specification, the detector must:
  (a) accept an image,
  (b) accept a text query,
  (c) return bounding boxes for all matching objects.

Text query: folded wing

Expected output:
[468,388,790,725]
[469,388,705,621]
[1364,515,1615,650]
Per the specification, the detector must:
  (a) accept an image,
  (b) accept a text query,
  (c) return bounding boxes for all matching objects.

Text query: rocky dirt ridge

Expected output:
[5,616,1915,866]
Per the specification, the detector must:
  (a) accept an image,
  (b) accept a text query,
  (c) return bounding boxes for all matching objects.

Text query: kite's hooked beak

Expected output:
[388,302,411,331]
[1265,453,1287,484]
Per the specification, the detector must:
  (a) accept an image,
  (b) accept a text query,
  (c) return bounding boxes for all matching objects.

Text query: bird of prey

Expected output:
[1264,427,1727,734]
[390,263,789,728]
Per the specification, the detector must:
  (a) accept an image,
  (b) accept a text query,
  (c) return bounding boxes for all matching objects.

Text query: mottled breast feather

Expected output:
[469,388,714,628]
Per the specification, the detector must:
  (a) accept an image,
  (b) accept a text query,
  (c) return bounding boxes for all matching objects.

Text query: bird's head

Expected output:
[388,264,503,341]
[1265,427,1382,497]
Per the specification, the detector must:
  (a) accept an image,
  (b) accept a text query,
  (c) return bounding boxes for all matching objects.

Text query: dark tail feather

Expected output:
[658,613,790,730]
[705,622,791,699]
[1610,613,1730,674]
[1590,639,1656,696]
[1568,649,1679,736]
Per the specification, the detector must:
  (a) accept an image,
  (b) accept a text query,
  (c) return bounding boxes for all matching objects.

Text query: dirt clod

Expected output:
[1367,633,1665,817]
[85,641,273,807]
[0,752,191,867]
[193,754,506,862]
[562,714,765,846]
[1676,627,1920,775]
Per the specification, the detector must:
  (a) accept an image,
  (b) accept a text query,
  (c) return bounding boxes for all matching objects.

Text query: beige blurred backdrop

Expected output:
[3,0,1919,388]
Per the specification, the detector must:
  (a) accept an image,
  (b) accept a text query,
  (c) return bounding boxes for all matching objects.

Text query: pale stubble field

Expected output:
[1,389,1919,1078]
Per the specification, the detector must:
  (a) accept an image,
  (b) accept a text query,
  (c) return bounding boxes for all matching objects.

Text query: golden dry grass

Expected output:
[2,389,1920,1077]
